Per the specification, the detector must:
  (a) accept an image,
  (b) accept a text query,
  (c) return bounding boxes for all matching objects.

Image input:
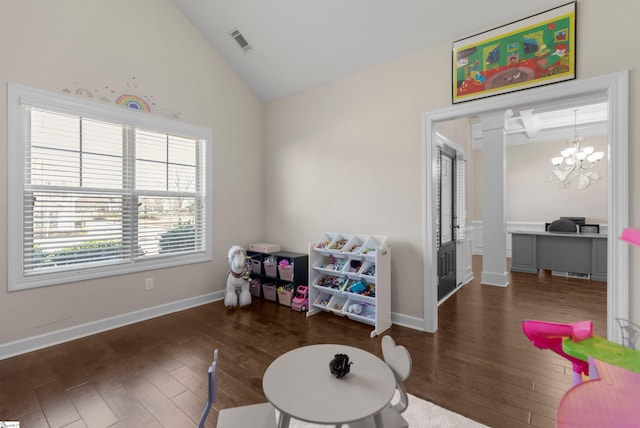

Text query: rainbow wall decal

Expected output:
[116,94,150,112]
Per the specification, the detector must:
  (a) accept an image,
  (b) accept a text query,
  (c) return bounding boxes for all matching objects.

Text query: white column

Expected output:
[479,111,510,287]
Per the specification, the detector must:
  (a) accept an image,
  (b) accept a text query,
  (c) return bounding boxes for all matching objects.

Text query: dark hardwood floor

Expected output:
[0,256,606,428]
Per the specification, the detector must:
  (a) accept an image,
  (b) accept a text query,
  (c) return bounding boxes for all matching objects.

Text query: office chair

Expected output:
[199,349,277,428]
[548,218,578,232]
[347,336,413,428]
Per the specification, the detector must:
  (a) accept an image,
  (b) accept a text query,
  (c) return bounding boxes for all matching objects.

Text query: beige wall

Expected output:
[471,135,608,224]
[1,0,638,348]
[265,0,640,322]
[506,136,607,223]
[0,1,265,344]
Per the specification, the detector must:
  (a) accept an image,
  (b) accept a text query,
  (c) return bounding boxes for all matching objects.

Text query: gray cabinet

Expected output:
[511,234,537,273]
[591,239,608,282]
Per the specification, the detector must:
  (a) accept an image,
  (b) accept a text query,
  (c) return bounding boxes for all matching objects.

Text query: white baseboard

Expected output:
[0,290,225,360]
[2,290,428,360]
[391,312,424,331]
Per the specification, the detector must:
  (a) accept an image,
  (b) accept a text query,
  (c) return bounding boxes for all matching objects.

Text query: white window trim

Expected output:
[7,83,213,291]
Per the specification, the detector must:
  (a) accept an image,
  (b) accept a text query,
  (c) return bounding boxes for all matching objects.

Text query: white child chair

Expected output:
[616,318,640,349]
[347,335,413,428]
[199,349,277,428]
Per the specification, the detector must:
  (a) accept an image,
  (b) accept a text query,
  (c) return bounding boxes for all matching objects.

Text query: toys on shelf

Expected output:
[308,232,391,337]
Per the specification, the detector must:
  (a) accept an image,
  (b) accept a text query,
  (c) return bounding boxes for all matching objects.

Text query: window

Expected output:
[8,83,212,290]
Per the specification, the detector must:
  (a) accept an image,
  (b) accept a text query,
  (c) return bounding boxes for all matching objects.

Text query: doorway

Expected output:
[422,71,629,342]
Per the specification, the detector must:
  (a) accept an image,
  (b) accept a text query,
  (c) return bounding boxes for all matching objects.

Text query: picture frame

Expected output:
[452,2,576,104]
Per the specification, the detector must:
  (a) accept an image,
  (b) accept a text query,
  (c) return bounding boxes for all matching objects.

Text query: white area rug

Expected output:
[285,393,489,428]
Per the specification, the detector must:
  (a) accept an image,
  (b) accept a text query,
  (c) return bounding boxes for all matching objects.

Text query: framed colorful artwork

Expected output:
[452,2,576,104]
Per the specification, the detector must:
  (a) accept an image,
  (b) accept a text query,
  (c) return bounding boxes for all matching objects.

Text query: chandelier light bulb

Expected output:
[551,156,564,166]
[583,146,594,155]
[589,152,604,162]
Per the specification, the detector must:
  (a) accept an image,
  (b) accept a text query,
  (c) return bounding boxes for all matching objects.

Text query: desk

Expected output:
[557,357,640,426]
[262,344,396,428]
[510,231,607,281]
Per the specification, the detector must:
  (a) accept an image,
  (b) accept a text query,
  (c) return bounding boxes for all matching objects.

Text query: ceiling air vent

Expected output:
[229,28,252,52]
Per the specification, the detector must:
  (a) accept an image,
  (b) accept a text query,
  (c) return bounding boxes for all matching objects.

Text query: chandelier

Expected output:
[548,109,604,190]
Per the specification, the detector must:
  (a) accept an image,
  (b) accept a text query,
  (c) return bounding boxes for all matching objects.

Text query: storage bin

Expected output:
[327,295,347,312]
[278,264,294,281]
[343,299,376,324]
[345,258,364,274]
[314,254,347,273]
[328,234,351,252]
[313,292,331,308]
[263,256,277,278]
[314,232,338,251]
[250,257,262,274]
[277,286,294,307]
[342,235,367,255]
[346,280,376,299]
[359,262,376,278]
[262,283,277,302]
[313,275,347,290]
[249,278,261,297]
[360,235,387,256]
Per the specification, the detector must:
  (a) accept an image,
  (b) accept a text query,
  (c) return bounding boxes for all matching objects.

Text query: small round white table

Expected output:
[262,344,396,428]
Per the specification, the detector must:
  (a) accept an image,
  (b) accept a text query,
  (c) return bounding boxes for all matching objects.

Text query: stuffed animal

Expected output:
[347,303,363,315]
[224,245,252,308]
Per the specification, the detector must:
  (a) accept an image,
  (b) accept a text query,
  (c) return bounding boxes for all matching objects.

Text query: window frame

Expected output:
[7,83,213,291]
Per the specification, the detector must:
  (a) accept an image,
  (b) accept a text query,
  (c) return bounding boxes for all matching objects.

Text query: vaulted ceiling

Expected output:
[171,0,565,101]
[171,1,605,139]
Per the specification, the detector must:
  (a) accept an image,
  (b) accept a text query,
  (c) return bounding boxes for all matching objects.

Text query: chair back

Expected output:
[199,349,219,428]
[548,219,577,232]
[381,336,412,414]
[616,318,640,349]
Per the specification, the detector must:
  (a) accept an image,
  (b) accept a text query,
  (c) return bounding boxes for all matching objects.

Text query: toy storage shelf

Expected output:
[247,250,308,302]
[307,233,391,337]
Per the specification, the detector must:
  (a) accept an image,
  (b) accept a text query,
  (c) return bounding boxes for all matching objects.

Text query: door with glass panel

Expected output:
[437,145,457,301]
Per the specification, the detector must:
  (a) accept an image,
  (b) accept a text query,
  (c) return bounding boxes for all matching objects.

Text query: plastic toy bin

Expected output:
[343,299,376,325]
[277,286,294,307]
[313,292,331,308]
[327,295,347,313]
[262,283,278,302]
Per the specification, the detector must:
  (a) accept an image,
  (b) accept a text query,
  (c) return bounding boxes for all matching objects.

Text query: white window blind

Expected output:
[8,83,212,290]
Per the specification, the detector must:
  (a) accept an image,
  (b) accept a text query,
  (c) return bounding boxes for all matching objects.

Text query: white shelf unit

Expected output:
[307,233,391,337]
